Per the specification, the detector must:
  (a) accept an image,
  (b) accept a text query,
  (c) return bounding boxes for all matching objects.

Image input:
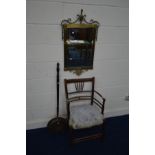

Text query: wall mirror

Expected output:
[61,9,100,76]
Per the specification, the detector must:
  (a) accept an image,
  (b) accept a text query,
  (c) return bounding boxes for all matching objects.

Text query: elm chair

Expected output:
[64,77,106,144]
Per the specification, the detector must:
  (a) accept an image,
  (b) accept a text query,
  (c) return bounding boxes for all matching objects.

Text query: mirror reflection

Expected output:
[61,9,99,75]
[67,28,95,41]
[64,27,96,69]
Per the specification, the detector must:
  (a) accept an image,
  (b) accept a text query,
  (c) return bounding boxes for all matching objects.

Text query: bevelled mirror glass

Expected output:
[61,10,99,75]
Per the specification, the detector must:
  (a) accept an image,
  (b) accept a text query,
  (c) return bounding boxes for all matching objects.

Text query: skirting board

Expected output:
[26,108,129,130]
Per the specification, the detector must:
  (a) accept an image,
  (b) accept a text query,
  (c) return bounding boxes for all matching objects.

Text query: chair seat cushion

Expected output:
[69,104,103,129]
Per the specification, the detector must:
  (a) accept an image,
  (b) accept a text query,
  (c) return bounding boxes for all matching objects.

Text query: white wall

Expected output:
[26,0,129,129]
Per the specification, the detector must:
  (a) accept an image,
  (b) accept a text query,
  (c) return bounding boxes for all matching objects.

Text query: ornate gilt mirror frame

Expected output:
[61,9,100,76]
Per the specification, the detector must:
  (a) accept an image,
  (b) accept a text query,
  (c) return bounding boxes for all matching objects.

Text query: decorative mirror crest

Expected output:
[61,9,100,40]
[61,9,100,76]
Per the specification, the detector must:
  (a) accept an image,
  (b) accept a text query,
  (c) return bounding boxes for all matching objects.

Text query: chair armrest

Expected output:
[94,90,106,114]
[94,90,106,102]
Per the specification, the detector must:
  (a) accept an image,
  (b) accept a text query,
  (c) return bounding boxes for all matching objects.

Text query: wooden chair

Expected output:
[64,77,106,144]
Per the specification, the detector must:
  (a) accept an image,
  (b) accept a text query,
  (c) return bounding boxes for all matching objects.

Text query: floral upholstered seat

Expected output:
[69,104,103,129]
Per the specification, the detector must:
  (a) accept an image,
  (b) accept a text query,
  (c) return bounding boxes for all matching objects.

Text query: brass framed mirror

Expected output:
[61,9,100,75]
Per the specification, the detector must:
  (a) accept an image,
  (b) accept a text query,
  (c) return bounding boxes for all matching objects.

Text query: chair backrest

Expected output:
[64,77,95,106]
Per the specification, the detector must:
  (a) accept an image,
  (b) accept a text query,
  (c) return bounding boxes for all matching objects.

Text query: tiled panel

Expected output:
[30,106,56,120]
[95,75,129,89]
[27,92,56,109]
[104,98,129,112]
[26,109,34,121]
[27,1,63,24]
[26,61,63,79]
[93,59,129,79]
[26,77,65,95]
[63,3,128,27]
[26,24,61,45]
[26,62,49,79]
[98,27,129,44]
[26,44,63,62]
[27,0,129,8]
[95,44,129,60]
[26,78,55,94]
[104,107,129,118]
[103,85,128,99]
[26,91,65,120]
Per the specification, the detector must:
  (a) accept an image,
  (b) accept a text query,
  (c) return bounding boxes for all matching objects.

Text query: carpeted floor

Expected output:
[26,115,129,155]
